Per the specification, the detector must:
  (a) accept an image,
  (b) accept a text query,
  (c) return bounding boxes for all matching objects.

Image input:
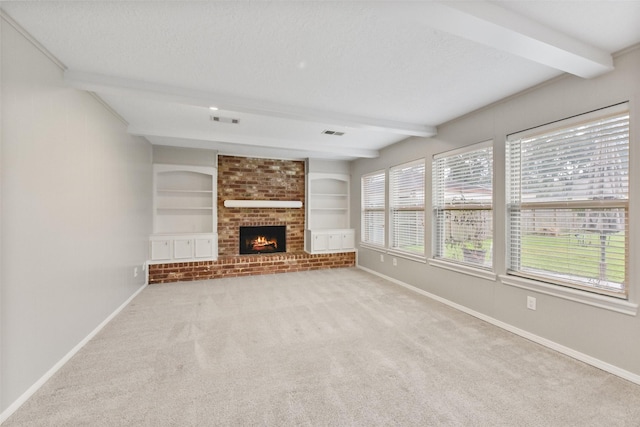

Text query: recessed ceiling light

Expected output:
[209,106,219,111]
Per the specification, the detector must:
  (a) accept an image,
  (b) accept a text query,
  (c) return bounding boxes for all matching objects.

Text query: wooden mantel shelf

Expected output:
[223,200,302,208]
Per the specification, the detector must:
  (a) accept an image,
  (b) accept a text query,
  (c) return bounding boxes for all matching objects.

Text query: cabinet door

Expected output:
[341,231,355,249]
[312,233,328,252]
[150,240,171,260]
[174,239,193,259]
[327,233,342,250]
[195,238,213,258]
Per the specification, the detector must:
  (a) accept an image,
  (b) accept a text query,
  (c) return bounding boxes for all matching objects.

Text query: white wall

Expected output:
[1,17,152,415]
[352,46,640,378]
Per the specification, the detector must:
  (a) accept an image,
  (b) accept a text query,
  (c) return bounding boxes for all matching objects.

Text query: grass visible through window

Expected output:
[520,233,625,286]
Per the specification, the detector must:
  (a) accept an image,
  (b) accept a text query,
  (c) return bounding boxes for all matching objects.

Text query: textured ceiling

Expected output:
[2,1,640,160]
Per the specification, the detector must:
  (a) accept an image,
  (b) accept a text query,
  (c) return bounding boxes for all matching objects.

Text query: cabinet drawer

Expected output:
[174,239,194,259]
[150,240,171,260]
[327,233,342,250]
[195,238,214,258]
[341,231,355,249]
[312,233,329,252]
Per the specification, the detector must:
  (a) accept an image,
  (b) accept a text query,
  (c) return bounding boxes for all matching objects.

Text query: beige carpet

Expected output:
[5,268,640,426]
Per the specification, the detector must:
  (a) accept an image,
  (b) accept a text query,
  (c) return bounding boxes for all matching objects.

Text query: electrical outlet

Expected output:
[380,254,384,262]
[527,296,537,310]
[393,258,397,267]
[134,267,138,278]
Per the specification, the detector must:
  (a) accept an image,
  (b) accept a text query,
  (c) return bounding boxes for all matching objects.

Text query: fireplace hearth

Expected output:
[239,225,286,255]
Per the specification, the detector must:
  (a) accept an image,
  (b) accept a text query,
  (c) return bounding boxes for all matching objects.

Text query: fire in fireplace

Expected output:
[239,225,286,255]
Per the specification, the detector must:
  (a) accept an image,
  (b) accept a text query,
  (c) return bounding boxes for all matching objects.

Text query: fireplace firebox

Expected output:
[239,225,286,255]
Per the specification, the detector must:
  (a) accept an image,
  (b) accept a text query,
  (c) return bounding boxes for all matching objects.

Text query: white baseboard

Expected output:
[0,283,148,424]
[357,265,640,386]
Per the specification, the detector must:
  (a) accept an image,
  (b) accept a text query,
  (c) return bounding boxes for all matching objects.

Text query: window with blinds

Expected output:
[389,160,425,256]
[433,141,493,267]
[506,104,629,298]
[361,171,386,247]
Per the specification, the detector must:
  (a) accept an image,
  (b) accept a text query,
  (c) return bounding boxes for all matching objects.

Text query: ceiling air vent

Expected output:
[210,116,240,124]
[322,130,345,136]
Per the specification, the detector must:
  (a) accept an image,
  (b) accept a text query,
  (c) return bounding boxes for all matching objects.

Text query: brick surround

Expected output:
[148,252,356,284]
[217,155,305,256]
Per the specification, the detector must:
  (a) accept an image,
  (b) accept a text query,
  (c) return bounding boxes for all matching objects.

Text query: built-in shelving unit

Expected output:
[150,164,218,263]
[305,172,355,254]
[307,173,349,229]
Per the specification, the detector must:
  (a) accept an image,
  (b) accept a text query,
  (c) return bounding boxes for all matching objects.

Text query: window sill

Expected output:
[500,274,638,316]
[428,258,497,281]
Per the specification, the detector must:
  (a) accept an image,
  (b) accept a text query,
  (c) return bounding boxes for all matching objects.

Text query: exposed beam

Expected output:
[129,127,380,159]
[64,70,436,137]
[386,1,614,78]
[147,136,358,161]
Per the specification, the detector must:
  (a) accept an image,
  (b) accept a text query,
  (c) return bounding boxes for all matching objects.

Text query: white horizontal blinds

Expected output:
[433,142,493,267]
[361,171,385,246]
[389,160,425,255]
[506,105,629,297]
[519,113,629,203]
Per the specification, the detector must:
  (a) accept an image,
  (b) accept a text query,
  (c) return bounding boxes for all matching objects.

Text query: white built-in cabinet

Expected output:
[149,164,218,262]
[308,229,355,253]
[149,234,216,261]
[305,172,355,254]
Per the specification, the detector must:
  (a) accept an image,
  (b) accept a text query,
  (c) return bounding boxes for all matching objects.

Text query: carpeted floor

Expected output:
[5,268,640,426]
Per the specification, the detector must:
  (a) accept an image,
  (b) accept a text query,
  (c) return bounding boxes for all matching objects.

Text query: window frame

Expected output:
[505,103,630,299]
[360,170,386,248]
[431,140,494,271]
[388,159,426,259]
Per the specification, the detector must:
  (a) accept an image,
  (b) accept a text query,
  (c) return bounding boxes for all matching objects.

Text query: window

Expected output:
[433,141,493,268]
[361,171,385,247]
[506,104,629,298]
[389,160,425,256]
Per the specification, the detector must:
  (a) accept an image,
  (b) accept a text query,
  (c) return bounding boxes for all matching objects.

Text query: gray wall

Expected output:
[307,158,350,175]
[1,18,153,413]
[152,145,217,167]
[352,46,640,377]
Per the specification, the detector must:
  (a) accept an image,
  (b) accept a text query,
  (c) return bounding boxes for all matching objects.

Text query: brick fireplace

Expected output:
[217,155,305,255]
[148,155,355,284]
